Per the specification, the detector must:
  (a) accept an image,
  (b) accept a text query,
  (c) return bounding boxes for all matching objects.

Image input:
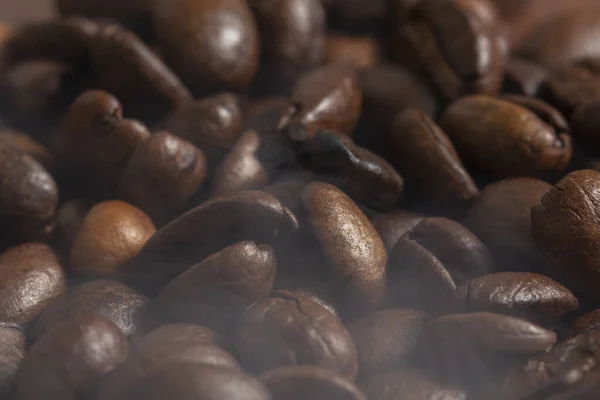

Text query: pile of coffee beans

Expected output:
[4,0,600,398]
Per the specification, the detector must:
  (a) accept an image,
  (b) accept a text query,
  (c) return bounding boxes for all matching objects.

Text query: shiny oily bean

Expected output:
[278,65,362,140]
[118,131,207,222]
[454,272,578,326]
[30,280,149,342]
[16,315,128,400]
[532,170,600,299]
[325,35,380,70]
[123,191,298,296]
[362,369,466,400]
[0,243,65,327]
[372,209,424,251]
[390,108,478,212]
[465,178,552,272]
[0,323,24,396]
[301,182,387,312]
[261,366,366,400]
[152,0,260,94]
[440,95,571,178]
[69,200,156,278]
[348,309,430,377]
[237,291,358,379]
[153,241,276,333]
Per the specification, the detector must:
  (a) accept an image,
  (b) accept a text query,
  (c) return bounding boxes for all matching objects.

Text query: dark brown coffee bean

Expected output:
[52,90,150,191]
[465,178,552,272]
[540,65,600,118]
[53,198,93,255]
[440,95,572,178]
[118,131,207,221]
[90,23,192,122]
[99,324,239,400]
[503,57,548,97]
[278,65,363,140]
[153,241,276,332]
[152,0,260,94]
[362,368,466,400]
[16,314,128,400]
[391,0,505,103]
[454,272,578,326]
[0,243,65,327]
[211,131,269,197]
[348,309,430,377]
[69,200,156,278]
[390,108,478,212]
[532,170,600,298]
[161,93,243,168]
[301,182,387,312]
[128,364,271,400]
[237,291,358,378]
[261,366,366,400]
[571,99,600,153]
[570,310,600,338]
[292,129,404,210]
[372,209,424,251]
[0,323,24,396]
[30,280,149,342]
[0,139,58,239]
[124,190,298,295]
[325,35,380,70]
[0,130,54,171]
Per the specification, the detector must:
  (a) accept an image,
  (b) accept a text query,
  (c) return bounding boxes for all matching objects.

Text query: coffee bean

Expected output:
[454,272,578,326]
[540,64,600,118]
[153,241,276,333]
[16,314,128,400]
[570,310,600,338]
[532,170,600,298]
[440,95,572,178]
[301,182,387,312]
[325,35,380,70]
[261,366,366,400]
[0,243,65,327]
[390,108,478,212]
[0,323,24,395]
[348,309,430,377]
[118,131,207,221]
[69,200,156,278]
[503,57,548,97]
[237,290,358,378]
[30,280,149,342]
[278,65,363,140]
[0,130,54,171]
[372,209,424,251]
[153,0,260,94]
[123,191,298,295]
[465,178,552,272]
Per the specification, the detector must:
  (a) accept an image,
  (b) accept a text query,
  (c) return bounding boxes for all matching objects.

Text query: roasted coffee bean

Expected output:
[372,209,424,251]
[123,191,298,295]
[348,309,430,377]
[570,310,600,338]
[0,243,65,327]
[301,182,387,312]
[362,368,466,400]
[161,93,243,168]
[390,108,478,212]
[465,178,552,272]
[118,131,207,221]
[52,90,150,192]
[0,323,25,396]
[127,364,271,400]
[540,64,600,118]
[237,290,358,378]
[0,130,54,171]
[69,200,156,278]
[278,65,363,140]
[153,241,276,333]
[503,57,548,97]
[211,131,269,197]
[440,95,572,178]
[99,324,239,400]
[532,170,600,299]
[391,0,505,103]
[453,272,578,326]
[261,366,366,400]
[0,140,58,240]
[90,23,192,122]
[152,0,260,94]
[15,314,128,400]
[30,280,149,342]
[291,129,404,210]
[325,35,380,70]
